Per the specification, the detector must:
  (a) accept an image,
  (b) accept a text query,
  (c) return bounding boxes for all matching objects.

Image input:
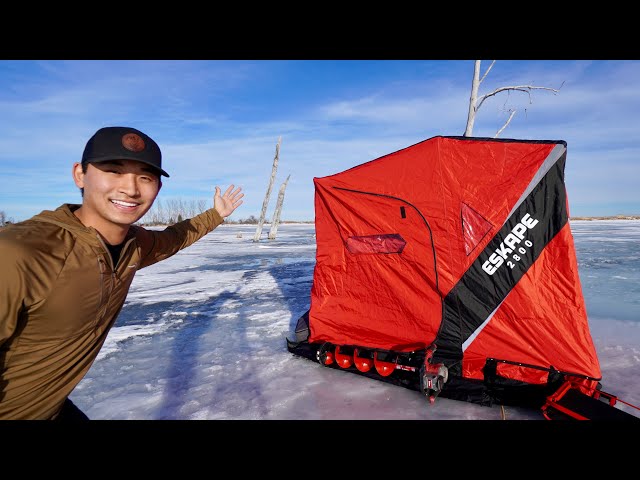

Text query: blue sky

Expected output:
[1,60,638,222]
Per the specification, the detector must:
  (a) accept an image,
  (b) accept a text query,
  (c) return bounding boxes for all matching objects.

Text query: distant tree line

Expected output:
[225,215,260,224]
[0,211,14,227]
[138,198,209,225]
[1,203,302,229]
[137,199,283,226]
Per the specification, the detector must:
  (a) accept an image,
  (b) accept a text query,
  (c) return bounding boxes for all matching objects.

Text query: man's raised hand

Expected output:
[214,185,244,218]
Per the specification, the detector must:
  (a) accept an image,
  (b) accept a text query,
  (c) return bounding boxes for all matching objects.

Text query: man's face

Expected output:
[73,159,162,230]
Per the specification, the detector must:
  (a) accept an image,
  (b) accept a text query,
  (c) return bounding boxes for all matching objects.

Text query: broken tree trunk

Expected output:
[268,174,291,240]
[253,136,281,242]
[463,60,561,138]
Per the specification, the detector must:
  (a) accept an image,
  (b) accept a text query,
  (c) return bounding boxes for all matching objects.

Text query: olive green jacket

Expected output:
[0,203,224,419]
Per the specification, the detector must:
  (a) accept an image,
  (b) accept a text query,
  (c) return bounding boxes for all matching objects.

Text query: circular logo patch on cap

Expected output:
[122,133,145,152]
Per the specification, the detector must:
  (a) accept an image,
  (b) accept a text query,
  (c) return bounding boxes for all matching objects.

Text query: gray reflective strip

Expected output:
[462,299,502,352]
[462,143,565,352]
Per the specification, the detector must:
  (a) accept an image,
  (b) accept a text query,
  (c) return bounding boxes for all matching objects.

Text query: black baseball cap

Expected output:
[81,126,170,177]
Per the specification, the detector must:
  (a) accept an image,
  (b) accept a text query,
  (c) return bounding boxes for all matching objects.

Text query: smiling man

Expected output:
[0,126,243,420]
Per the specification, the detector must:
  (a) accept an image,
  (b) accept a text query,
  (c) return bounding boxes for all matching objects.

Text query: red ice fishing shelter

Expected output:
[288,135,613,412]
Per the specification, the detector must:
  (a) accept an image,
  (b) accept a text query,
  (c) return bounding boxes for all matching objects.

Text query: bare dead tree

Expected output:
[253,136,281,242]
[268,174,291,240]
[140,198,163,225]
[464,60,563,138]
[166,198,182,224]
[153,198,164,224]
[197,199,208,215]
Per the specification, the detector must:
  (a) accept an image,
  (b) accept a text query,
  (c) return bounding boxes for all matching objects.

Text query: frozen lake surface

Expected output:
[70,220,640,421]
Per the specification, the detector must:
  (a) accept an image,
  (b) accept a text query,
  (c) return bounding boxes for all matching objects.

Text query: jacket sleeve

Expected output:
[136,207,225,269]
[0,237,28,347]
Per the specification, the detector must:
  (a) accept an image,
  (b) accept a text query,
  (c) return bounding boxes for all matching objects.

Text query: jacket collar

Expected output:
[32,203,107,245]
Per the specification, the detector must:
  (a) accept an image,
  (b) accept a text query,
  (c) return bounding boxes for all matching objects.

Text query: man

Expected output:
[0,126,243,420]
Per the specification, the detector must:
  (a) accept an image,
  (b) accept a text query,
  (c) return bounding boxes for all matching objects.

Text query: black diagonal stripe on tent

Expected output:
[434,146,569,369]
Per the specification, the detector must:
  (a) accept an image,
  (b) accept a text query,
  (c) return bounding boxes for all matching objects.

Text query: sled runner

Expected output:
[542,380,640,421]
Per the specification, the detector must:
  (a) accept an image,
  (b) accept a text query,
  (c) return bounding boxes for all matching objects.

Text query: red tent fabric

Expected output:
[307,136,601,389]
